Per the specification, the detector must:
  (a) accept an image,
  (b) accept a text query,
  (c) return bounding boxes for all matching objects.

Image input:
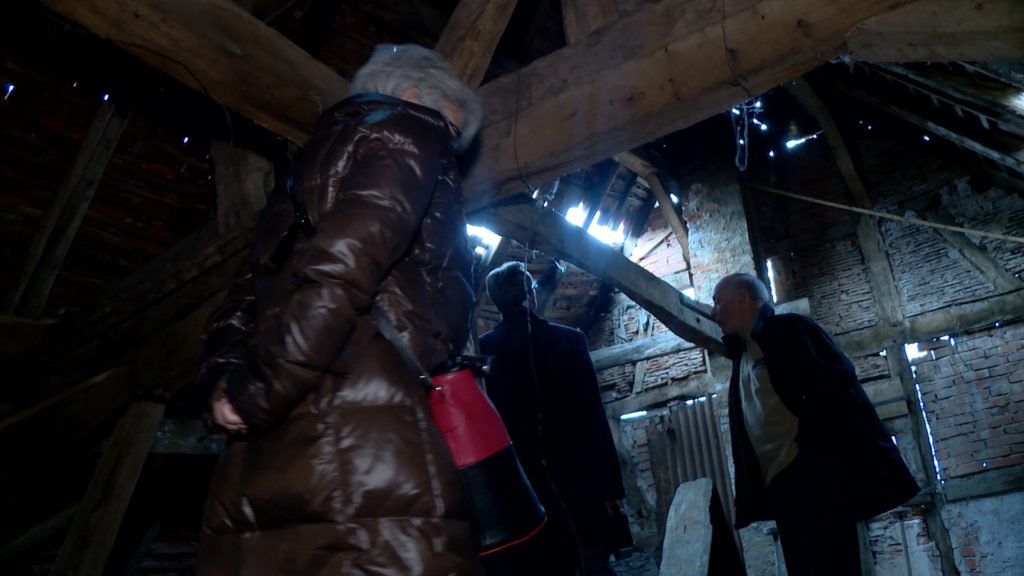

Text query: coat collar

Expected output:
[319,92,452,138]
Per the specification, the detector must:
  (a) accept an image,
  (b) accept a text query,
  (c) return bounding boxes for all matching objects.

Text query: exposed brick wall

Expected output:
[913,321,1024,478]
[942,491,1024,575]
[788,237,879,334]
[882,218,997,316]
[680,169,756,302]
[940,179,1024,279]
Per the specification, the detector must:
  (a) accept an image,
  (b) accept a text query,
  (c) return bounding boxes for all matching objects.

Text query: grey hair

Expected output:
[718,272,772,305]
[486,261,534,315]
[350,43,482,151]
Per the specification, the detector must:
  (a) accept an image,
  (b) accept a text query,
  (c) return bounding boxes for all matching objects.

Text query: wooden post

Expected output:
[434,0,519,88]
[4,101,132,317]
[785,79,905,328]
[788,78,959,576]
[886,348,960,576]
[51,400,166,576]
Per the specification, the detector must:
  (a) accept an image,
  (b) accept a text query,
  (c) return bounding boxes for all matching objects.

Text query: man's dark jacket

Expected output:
[480,311,625,547]
[726,305,920,529]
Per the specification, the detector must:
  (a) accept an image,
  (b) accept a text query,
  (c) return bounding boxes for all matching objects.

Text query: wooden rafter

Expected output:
[4,101,132,317]
[41,0,924,212]
[925,207,1023,293]
[615,152,691,270]
[51,401,166,576]
[469,202,724,352]
[785,79,904,326]
[837,83,1024,175]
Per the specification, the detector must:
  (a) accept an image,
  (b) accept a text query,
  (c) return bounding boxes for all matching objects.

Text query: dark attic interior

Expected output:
[1,0,1023,574]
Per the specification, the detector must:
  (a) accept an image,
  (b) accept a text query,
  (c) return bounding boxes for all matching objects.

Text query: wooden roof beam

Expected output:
[42,0,925,212]
[468,202,723,352]
[847,0,1024,63]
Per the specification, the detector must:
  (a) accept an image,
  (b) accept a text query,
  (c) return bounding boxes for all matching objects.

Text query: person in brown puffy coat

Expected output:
[194,44,483,575]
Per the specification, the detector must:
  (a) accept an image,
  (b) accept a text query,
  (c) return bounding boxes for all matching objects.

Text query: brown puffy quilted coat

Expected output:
[195,93,480,575]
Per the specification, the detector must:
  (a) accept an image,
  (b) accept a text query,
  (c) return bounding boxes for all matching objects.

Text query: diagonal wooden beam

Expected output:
[38,0,346,144]
[469,201,723,352]
[615,152,691,270]
[561,0,619,44]
[847,0,1024,63]
[4,101,132,317]
[51,401,165,576]
[926,208,1024,294]
[434,0,519,89]
[785,78,904,328]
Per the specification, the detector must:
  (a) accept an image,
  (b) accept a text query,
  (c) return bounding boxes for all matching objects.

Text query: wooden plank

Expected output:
[4,101,132,317]
[605,373,717,418]
[470,202,724,351]
[944,463,1024,503]
[434,0,519,88]
[51,401,165,576]
[39,0,346,144]
[904,290,1024,340]
[847,0,1024,63]
[834,289,1024,358]
[592,331,695,371]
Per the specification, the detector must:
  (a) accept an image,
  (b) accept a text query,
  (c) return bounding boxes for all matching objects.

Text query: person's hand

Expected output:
[605,499,624,517]
[211,380,247,433]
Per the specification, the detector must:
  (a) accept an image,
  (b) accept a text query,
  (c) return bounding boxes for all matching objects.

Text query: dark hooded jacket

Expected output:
[479,311,625,548]
[195,93,480,575]
[726,305,920,529]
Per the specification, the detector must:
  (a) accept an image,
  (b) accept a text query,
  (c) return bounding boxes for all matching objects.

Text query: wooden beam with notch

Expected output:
[50,401,165,576]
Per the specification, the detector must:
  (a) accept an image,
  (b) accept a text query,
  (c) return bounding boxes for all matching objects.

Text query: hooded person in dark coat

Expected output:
[478,261,626,576]
[195,44,484,575]
[712,273,919,576]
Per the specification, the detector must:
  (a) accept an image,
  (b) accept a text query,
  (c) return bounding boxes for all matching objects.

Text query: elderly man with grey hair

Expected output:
[712,273,918,576]
[196,44,483,575]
